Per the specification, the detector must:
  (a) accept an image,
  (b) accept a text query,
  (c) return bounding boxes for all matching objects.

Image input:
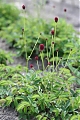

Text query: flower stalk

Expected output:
[40,51,45,71]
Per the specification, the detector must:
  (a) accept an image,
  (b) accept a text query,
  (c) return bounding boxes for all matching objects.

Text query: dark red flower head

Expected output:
[64,8,67,12]
[35,56,38,60]
[54,17,58,23]
[39,44,44,51]
[30,64,33,68]
[22,5,25,9]
[51,29,55,35]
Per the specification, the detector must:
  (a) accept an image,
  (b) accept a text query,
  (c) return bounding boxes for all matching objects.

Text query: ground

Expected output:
[0,0,79,120]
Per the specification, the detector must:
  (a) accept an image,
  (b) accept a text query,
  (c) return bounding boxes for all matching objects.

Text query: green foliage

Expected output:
[0,2,20,29]
[0,65,80,120]
[0,2,80,120]
[0,49,13,65]
[0,15,78,56]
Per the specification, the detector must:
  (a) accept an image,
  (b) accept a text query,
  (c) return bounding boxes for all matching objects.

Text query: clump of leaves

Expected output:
[0,65,80,120]
[0,2,20,30]
[0,16,78,56]
[0,49,13,65]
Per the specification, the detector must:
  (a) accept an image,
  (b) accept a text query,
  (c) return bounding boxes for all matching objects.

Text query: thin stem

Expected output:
[28,37,40,61]
[54,22,56,43]
[52,35,54,72]
[45,65,49,71]
[55,58,62,71]
[40,51,45,71]
[37,60,39,70]
[46,40,49,63]
[56,51,58,71]
[23,10,28,70]
[49,40,52,58]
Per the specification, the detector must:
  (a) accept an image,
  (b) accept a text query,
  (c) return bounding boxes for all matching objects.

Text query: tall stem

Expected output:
[24,12,28,69]
[56,50,58,71]
[55,57,62,71]
[40,51,45,71]
[52,35,54,72]
[46,40,49,63]
[37,60,39,70]
[28,37,40,61]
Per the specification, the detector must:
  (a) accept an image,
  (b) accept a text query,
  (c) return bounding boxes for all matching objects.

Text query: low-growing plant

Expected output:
[0,49,14,65]
[0,64,80,120]
[0,3,80,120]
[0,2,20,30]
[0,8,78,57]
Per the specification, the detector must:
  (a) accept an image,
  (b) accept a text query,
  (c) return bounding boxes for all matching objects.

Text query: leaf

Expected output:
[32,94,40,100]
[60,68,70,74]
[0,80,13,86]
[0,99,6,105]
[42,117,47,120]
[17,101,30,111]
[36,115,42,120]
[5,96,13,106]
[15,96,24,100]
[70,115,80,120]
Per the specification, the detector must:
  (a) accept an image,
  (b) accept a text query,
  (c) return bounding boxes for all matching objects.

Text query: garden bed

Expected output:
[0,0,80,120]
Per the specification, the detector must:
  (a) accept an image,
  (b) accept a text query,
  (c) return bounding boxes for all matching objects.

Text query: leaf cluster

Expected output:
[0,49,14,65]
[0,65,80,120]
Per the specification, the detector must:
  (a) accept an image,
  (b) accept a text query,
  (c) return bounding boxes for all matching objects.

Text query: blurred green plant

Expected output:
[0,49,14,65]
[0,2,20,30]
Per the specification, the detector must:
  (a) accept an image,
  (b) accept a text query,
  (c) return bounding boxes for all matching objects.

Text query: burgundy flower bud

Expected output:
[35,56,38,60]
[52,42,54,44]
[51,30,55,35]
[30,64,33,68]
[48,62,51,65]
[54,17,58,23]
[22,5,25,9]
[64,8,67,12]
[39,44,44,51]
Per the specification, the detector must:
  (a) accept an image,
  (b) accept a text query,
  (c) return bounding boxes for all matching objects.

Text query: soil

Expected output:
[0,107,18,120]
[0,0,80,120]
